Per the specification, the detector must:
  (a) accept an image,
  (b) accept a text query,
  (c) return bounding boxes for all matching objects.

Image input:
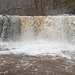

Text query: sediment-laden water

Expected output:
[0,15,75,75]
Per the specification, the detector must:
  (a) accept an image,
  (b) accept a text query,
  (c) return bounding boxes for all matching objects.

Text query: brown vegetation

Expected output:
[0,0,75,16]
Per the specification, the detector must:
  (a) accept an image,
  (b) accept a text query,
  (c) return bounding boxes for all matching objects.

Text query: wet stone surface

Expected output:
[0,54,75,75]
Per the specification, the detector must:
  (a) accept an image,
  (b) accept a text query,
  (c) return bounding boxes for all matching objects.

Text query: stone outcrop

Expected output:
[0,16,21,41]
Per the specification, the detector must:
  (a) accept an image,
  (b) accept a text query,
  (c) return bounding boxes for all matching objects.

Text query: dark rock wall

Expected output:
[0,0,75,16]
[0,16,21,41]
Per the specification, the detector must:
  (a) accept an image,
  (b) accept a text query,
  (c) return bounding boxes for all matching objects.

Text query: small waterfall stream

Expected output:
[20,16,75,44]
[0,15,75,57]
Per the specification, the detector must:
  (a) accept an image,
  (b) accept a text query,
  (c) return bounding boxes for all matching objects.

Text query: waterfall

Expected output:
[0,15,75,44]
[0,15,75,56]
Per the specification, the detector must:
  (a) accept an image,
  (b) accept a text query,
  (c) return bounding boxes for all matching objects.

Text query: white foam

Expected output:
[0,41,75,59]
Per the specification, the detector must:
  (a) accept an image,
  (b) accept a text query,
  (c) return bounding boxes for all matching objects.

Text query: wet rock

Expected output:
[0,16,5,37]
[0,16,21,41]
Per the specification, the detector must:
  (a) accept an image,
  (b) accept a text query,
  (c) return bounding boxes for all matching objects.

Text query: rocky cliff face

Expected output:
[0,0,75,16]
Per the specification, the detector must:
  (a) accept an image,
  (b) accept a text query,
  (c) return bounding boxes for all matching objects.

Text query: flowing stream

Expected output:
[0,15,75,58]
[0,15,75,75]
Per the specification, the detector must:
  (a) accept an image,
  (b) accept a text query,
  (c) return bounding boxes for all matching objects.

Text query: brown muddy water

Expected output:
[0,15,75,75]
[0,53,75,75]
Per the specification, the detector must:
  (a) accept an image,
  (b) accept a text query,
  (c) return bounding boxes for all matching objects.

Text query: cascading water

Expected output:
[0,15,75,58]
[20,16,75,43]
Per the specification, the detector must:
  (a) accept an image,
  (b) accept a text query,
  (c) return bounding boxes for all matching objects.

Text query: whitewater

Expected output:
[0,15,75,59]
